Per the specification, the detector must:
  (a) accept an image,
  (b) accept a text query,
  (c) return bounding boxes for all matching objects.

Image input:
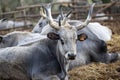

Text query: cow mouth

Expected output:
[68,57,76,60]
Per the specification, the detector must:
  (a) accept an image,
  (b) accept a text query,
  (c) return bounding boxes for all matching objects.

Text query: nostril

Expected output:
[68,53,76,60]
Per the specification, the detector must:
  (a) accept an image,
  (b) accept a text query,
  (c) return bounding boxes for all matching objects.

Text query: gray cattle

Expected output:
[69,27,118,70]
[0,18,32,30]
[0,3,92,80]
[0,31,45,48]
[32,17,48,33]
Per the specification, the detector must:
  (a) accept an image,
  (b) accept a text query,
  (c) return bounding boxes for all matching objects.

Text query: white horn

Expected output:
[41,3,60,30]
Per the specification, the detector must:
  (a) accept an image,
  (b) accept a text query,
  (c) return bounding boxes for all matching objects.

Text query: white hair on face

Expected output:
[87,22,112,41]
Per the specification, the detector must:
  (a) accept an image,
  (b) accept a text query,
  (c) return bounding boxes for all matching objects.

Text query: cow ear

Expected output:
[78,33,88,41]
[47,32,60,40]
[0,36,3,42]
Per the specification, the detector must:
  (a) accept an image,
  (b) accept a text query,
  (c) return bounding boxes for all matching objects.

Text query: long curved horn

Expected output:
[40,3,60,30]
[76,3,95,30]
[40,7,47,18]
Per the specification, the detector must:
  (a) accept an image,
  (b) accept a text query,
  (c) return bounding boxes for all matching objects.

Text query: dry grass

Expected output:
[107,34,120,53]
[69,61,120,80]
[101,21,120,35]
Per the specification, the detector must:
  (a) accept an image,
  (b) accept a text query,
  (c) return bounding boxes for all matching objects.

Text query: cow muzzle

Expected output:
[66,52,76,60]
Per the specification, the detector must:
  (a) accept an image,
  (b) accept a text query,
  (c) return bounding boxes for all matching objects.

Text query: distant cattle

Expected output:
[32,17,48,33]
[0,18,32,30]
[0,31,45,48]
[95,13,113,20]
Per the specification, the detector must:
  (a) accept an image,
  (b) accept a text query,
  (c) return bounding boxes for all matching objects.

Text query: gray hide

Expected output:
[69,26,118,70]
[32,17,48,33]
[0,31,44,48]
[0,38,61,80]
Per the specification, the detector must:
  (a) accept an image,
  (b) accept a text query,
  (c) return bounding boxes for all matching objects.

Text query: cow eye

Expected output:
[39,23,42,27]
[78,33,88,41]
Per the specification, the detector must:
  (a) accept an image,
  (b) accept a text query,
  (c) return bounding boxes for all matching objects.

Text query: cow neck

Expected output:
[55,40,69,79]
[47,39,69,79]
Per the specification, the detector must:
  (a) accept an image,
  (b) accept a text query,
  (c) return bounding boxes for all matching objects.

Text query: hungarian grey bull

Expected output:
[0,3,91,80]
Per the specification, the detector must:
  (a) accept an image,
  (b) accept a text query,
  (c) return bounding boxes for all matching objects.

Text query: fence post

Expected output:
[23,9,27,28]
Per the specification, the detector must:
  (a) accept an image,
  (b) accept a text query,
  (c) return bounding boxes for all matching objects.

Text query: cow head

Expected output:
[40,3,94,60]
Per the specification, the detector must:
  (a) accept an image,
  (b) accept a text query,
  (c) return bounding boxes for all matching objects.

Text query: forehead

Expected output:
[58,27,77,38]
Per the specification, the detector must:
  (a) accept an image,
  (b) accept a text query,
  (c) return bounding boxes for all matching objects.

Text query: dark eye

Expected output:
[39,22,42,27]
[60,39,64,45]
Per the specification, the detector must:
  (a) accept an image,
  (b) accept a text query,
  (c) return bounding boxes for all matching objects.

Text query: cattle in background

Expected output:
[0,3,93,80]
[32,17,48,33]
[0,18,32,30]
[0,31,46,48]
[95,13,113,20]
